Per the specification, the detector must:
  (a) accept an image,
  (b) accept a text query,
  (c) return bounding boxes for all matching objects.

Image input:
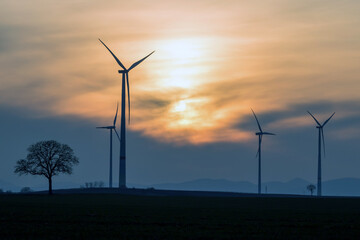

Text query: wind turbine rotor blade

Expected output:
[96,126,110,129]
[128,51,155,71]
[126,72,130,124]
[256,134,263,158]
[114,128,121,142]
[256,147,260,158]
[113,102,119,126]
[322,112,335,127]
[256,137,261,158]
[321,128,326,157]
[307,111,321,126]
[251,108,263,132]
[263,132,276,135]
[98,39,126,70]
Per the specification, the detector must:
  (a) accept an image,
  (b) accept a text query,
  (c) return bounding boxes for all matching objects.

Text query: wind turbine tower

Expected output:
[307,111,335,196]
[251,109,275,194]
[99,39,154,188]
[96,103,120,188]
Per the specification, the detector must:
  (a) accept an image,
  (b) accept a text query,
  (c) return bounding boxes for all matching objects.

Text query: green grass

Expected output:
[1,194,360,239]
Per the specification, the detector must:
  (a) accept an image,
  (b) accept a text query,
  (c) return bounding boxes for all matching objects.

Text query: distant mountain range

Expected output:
[147,178,360,196]
[2,178,360,196]
[146,178,309,195]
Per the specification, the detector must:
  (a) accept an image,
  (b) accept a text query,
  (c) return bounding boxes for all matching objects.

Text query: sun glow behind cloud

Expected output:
[122,36,254,144]
[169,98,209,128]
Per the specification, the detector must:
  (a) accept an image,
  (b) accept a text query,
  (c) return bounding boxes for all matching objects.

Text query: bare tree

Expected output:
[14,140,79,195]
[307,184,316,196]
[83,181,105,188]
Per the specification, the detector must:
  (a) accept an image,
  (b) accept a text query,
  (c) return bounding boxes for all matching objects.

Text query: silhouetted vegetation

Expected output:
[307,184,316,196]
[14,140,79,195]
[20,187,33,193]
[81,181,105,188]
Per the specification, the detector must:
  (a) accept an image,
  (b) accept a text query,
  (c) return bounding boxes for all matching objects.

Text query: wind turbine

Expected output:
[96,103,120,188]
[99,38,154,188]
[251,109,275,194]
[307,111,335,197]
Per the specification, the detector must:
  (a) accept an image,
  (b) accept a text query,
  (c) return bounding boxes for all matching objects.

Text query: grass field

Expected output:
[1,193,360,239]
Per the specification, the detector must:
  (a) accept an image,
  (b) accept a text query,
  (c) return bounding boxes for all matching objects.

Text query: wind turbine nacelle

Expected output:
[118,70,127,74]
[255,132,262,135]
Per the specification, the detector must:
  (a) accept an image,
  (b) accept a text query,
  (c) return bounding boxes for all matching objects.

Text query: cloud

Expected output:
[1,0,360,145]
[235,100,360,141]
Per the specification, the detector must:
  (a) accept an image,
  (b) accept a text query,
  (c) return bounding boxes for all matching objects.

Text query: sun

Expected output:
[143,37,219,134]
[172,100,188,112]
[153,37,212,89]
[162,38,203,64]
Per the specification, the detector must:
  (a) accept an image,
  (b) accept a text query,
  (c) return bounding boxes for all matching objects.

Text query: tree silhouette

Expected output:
[307,184,316,196]
[15,140,79,195]
[20,187,33,193]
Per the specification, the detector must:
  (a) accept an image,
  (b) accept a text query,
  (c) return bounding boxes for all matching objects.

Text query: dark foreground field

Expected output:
[1,192,360,239]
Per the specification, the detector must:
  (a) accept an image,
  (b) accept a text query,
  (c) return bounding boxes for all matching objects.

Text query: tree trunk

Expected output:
[48,177,53,195]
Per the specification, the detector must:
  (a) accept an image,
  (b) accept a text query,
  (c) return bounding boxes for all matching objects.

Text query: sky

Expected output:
[0,0,360,191]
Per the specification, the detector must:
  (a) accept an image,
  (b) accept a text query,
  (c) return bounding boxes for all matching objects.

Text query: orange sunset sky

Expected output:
[1,0,360,145]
